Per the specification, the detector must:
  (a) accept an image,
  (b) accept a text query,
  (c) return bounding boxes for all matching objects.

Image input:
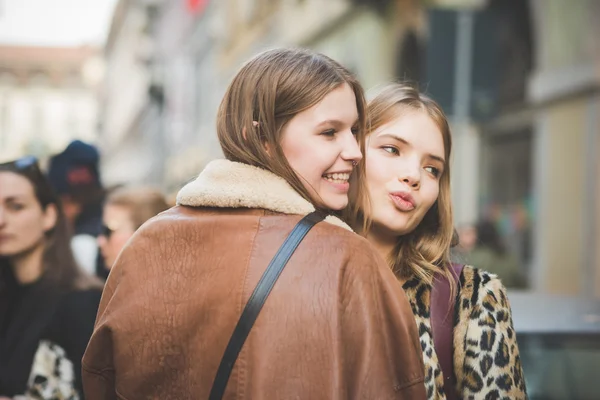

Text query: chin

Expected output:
[0,246,20,257]
[322,196,348,211]
[373,212,417,236]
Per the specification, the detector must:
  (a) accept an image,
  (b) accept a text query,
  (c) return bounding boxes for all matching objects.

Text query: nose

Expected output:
[340,131,363,165]
[399,162,421,189]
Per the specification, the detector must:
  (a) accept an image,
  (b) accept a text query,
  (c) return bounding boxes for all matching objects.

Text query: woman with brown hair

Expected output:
[97,186,169,271]
[347,83,527,399]
[82,48,426,399]
[0,156,102,399]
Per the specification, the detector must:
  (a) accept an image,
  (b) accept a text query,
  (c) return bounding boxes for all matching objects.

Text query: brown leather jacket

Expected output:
[82,160,426,399]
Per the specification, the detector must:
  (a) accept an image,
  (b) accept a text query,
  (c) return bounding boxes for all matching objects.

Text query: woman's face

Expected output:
[0,172,56,257]
[365,110,446,237]
[280,83,362,210]
[97,204,135,269]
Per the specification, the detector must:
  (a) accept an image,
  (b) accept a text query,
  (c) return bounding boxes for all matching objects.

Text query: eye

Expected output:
[321,129,336,137]
[351,126,359,136]
[425,166,441,178]
[382,146,399,155]
[7,202,24,211]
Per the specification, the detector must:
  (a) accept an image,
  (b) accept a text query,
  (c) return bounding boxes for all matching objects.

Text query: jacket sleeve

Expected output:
[81,267,119,400]
[454,268,528,399]
[339,241,426,399]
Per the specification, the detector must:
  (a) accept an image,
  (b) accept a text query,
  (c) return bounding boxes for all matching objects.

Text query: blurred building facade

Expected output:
[99,0,165,186]
[0,45,102,161]
[99,0,599,296]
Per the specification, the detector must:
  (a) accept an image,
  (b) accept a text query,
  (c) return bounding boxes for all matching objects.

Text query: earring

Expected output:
[352,161,358,166]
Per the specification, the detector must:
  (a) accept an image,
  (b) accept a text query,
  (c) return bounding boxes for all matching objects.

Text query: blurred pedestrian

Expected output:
[347,83,527,399]
[83,48,426,399]
[98,186,169,270]
[0,156,102,399]
[47,140,105,278]
[453,222,477,260]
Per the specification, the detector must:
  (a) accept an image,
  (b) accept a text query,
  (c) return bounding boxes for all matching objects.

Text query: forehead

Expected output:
[103,203,131,222]
[301,83,358,122]
[0,171,36,199]
[372,111,445,154]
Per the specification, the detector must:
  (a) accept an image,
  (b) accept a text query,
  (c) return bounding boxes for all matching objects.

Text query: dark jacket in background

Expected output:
[0,266,101,398]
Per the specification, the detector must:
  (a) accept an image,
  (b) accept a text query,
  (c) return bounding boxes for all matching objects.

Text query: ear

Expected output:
[42,203,58,233]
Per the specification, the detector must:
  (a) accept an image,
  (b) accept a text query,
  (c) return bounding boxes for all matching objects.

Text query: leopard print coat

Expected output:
[402,265,527,399]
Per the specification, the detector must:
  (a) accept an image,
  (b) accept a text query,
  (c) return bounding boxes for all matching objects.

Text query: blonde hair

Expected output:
[217,47,369,215]
[106,186,169,230]
[349,83,455,287]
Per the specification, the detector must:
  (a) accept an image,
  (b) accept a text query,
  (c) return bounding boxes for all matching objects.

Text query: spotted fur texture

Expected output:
[25,340,79,400]
[402,266,527,399]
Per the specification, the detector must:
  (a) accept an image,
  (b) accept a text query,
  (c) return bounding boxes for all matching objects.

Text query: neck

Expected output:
[365,225,397,266]
[10,242,46,285]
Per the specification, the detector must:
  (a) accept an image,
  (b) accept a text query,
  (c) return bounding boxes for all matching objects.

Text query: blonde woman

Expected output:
[82,49,426,399]
[97,186,169,270]
[348,83,527,399]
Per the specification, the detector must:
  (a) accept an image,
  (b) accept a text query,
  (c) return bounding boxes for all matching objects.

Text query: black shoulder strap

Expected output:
[209,211,326,400]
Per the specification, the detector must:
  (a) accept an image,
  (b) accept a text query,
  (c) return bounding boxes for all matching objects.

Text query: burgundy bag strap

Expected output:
[431,263,464,400]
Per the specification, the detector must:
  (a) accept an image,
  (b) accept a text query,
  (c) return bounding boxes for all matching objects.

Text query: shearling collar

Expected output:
[176,159,352,231]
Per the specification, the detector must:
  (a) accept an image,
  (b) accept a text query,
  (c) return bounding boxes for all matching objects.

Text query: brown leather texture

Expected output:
[82,206,426,400]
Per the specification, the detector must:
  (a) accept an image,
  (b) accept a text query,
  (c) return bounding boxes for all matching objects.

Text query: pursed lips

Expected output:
[389,191,416,211]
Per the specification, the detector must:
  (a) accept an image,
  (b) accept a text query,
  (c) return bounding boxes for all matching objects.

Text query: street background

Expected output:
[0,2,599,395]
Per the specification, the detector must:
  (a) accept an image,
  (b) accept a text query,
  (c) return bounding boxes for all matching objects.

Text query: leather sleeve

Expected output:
[81,266,119,400]
[339,240,427,399]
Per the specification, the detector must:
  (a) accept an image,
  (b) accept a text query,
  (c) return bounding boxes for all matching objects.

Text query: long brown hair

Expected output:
[217,47,369,215]
[349,83,455,287]
[0,157,101,292]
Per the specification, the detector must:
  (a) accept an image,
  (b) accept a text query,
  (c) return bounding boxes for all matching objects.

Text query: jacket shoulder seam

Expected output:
[233,215,263,397]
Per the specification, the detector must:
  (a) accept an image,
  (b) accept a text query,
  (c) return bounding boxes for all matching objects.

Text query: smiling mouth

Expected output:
[322,172,350,184]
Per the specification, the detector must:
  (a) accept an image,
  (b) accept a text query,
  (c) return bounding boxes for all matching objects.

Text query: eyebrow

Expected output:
[316,119,359,129]
[378,133,446,164]
[2,196,25,204]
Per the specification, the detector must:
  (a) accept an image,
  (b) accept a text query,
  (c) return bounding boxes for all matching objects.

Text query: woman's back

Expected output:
[83,159,426,399]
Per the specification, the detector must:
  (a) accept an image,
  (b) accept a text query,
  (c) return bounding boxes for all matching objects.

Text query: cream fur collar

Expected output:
[176,159,352,231]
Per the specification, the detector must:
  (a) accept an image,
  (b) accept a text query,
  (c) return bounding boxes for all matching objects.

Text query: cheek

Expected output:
[366,153,391,192]
[3,211,46,253]
[111,233,133,254]
[17,211,47,238]
[420,182,440,214]
[280,127,310,171]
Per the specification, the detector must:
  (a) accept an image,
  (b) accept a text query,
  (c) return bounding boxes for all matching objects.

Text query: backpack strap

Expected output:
[430,263,464,400]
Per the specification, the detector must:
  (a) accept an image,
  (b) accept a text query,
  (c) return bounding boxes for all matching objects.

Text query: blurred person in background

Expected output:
[98,186,169,270]
[452,222,477,260]
[466,220,527,289]
[47,140,105,278]
[347,83,527,399]
[0,157,103,399]
[82,48,426,399]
